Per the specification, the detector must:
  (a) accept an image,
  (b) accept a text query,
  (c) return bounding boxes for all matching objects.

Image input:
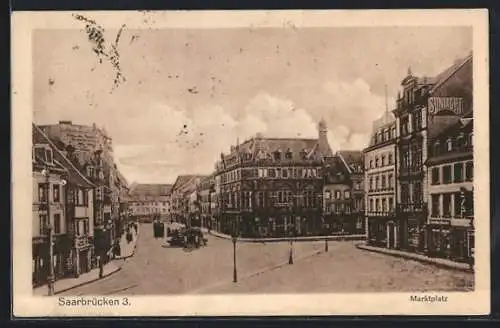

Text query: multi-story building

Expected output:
[170,175,205,224]
[32,124,95,287]
[38,121,126,259]
[197,175,216,229]
[364,111,398,248]
[323,151,364,235]
[393,53,472,254]
[213,119,333,238]
[426,114,473,263]
[128,184,172,222]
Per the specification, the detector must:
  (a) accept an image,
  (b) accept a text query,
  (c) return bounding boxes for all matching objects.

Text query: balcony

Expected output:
[366,210,396,218]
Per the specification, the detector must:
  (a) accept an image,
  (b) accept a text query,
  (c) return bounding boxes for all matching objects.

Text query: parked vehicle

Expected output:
[167,226,208,248]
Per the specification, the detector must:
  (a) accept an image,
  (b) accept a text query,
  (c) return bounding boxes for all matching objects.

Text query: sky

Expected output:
[33,25,472,184]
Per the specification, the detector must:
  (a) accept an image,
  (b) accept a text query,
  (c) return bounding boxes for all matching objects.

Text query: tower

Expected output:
[318,118,333,157]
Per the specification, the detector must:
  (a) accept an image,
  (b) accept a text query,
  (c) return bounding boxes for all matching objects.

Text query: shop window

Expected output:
[431,167,440,185]
[454,163,464,183]
[466,161,473,181]
[442,165,452,184]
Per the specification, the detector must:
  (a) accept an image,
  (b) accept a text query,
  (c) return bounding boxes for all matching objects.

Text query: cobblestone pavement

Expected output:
[200,241,475,294]
[59,224,324,295]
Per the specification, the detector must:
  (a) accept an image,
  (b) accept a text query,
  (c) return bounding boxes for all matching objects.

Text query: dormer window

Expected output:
[34,145,53,165]
[285,149,293,160]
[274,150,282,161]
[300,149,308,159]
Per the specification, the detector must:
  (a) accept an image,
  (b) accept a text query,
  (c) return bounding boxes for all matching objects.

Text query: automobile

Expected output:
[166,226,208,248]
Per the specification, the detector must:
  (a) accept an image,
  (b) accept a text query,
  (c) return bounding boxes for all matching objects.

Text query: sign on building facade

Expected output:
[428,97,465,117]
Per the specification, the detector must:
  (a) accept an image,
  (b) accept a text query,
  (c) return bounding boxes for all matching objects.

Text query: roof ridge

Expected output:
[430,55,472,93]
[33,124,95,187]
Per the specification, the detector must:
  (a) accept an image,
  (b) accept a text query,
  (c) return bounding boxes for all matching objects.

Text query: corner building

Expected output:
[214,120,333,238]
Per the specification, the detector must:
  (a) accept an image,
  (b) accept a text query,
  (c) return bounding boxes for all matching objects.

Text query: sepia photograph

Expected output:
[12,9,489,316]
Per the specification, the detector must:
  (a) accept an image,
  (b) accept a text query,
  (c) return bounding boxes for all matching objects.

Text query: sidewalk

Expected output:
[33,227,140,296]
[203,228,365,243]
[356,243,473,273]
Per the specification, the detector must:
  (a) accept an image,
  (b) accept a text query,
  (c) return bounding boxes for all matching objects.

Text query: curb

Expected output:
[208,231,365,243]
[53,264,123,295]
[356,244,473,273]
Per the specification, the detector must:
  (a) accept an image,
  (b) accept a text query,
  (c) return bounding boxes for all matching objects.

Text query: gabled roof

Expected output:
[228,136,324,162]
[336,150,363,173]
[428,115,462,140]
[172,175,207,194]
[430,54,472,94]
[129,184,173,196]
[33,124,95,188]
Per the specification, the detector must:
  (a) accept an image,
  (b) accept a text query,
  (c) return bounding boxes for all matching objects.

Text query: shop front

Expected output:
[450,218,474,264]
[406,218,424,253]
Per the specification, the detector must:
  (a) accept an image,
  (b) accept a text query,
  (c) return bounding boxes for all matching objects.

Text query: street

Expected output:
[60,224,473,296]
[59,224,324,295]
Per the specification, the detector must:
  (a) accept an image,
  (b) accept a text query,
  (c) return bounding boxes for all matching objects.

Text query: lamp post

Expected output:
[288,238,294,265]
[41,167,55,296]
[232,234,238,283]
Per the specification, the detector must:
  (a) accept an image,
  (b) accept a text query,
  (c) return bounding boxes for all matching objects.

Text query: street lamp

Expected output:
[232,234,238,283]
[288,238,294,265]
[41,167,56,296]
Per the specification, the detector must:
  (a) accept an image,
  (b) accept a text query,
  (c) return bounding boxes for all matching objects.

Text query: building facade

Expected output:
[128,184,172,222]
[426,115,474,263]
[38,121,127,260]
[33,125,96,287]
[323,151,364,235]
[364,112,398,248]
[213,120,333,238]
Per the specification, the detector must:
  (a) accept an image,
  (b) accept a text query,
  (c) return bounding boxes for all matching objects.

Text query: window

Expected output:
[454,192,463,217]
[446,138,453,151]
[344,190,351,199]
[443,194,452,217]
[401,184,410,204]
[431,194,440,217]
[466,161,473,181]
[375,177,379,190]
[388,198,394,212]
[45,148,53,164]
[54,214,61,234]
[257,192,264,208]
[381,175,386,189]
[375,157,380,167]
[268,168,276,178]
[38,183,47,202]
[335,190,341,200]
[382,199,387,212]
[369,160,373,169]
[413,182,422,204]
[388,174,394,189]
[431,167,440,185]
[282,169,288,178]
[369,199,374,212]
[381,156,386,166]
[274,151,281,161]
[388,154,393,164]
[84,220,89,235]
[369,177,373,191]
[276,168,282,178]
[375,199,380,212]
[434,141,441,156]
[469,133,473,147]
[285,151,293,160]
[443,165,452,184]
[324,190,331,199]
[39,214,48,235]
[454,163,464,183]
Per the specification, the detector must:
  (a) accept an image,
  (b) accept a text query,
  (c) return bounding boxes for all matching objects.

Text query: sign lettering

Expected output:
[428,97,464,116]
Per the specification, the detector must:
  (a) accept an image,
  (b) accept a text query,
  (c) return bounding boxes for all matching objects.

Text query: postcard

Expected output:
[12,9,490,316]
